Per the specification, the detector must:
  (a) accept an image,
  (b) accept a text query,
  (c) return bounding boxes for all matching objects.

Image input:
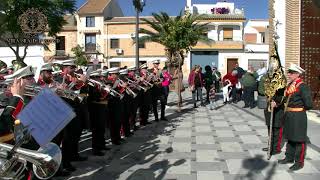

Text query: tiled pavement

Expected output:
[56,92,320,180]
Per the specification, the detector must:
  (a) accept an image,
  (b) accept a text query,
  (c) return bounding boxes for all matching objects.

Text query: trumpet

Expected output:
[119,79,137,98]
[87,78,124,100]
[0,142,61,180]
[126,78,147,92]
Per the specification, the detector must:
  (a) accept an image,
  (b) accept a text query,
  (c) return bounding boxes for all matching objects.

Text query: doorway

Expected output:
[227,58,238,73]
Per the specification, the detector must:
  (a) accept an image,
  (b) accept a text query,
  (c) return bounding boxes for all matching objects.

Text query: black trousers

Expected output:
[90,103,107,151]
[243,86,255,107]
[267,126,284,153]
[285,140,307,164]
[107,98,122,143]
[122,94,132,136]
[152,86,167,120]
[140,90,151,125]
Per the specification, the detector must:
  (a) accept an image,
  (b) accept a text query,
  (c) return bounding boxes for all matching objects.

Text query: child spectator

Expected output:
[222,79,232,104]
[209,84,217,110]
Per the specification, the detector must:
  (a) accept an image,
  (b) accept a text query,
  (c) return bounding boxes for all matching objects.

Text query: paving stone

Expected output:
[196,150,219,162]
[191,162,228,171]
[163,174,197,180]
[247,121,266,127]
[196,136,215,144]
[212,121,229,127]
[191,144,221,151]
[197,171,224,180]
[166,159,191,175]
[195,126,212,132]
[306,148,320,160]
[172,143,191,152]
[195,119,210,124]
[291,174,320,180]
[309,160,320,171]
[178,122,193,128]
[233,125,252,131]
[292,161,319,174]
[261,170,293,180]
[159,152,196,160]
[233,131,257,136]
[215,137,242,143]
[212,127,235,131]
[220,142,243,152]
[172,137,193,143]
[216,130,235,138]
[239,135,262,144]
[174,130,192,138]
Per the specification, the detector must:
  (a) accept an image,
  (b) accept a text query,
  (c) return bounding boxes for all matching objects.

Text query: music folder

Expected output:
[17,88,76,147]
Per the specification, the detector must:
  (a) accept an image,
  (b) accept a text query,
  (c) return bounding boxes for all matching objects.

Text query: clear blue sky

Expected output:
[76,0,268,20]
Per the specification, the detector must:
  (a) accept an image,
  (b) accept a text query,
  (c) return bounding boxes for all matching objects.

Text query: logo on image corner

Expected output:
[18,8,48,37]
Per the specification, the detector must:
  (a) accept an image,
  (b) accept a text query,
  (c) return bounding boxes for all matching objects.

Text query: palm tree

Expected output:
[139,12,209,111]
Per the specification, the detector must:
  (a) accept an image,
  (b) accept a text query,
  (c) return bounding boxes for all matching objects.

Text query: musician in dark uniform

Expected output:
[149,60,167,121]
[54,60,88,172]
[0,65,40,180]
[119,68,134,137]
[139,64,152,126]
[105,67,125,145]
[276,64,313,171]
[263,87,285,155]
[88,70,109,156]
[128,66,141,131]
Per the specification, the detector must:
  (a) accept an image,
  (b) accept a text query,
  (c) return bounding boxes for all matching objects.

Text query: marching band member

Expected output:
[149,60,167,121]
[88,70,109,156]
[105,67,125,145]
[277,64,313,171]
[119,68,134,137]
[139,64,151,126]
[128,66,141,131]
[54,59,88,172]
[0,64,39,180]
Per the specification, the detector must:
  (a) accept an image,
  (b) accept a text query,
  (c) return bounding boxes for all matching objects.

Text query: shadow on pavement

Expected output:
[235,155,276,180]
[57,103,195,180]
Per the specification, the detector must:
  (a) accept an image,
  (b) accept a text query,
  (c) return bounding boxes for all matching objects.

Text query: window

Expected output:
[86,16,95,27]
[56,36,65,50]
[248,59,267,71]
[110,62,120,68]
[223,28,233,41]
[110,39,119,49]
[85,34,96,51]
[138,41,145,48]
[260,32,266,43]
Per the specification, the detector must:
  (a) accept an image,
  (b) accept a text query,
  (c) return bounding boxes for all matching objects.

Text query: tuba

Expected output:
[0,142,61,180]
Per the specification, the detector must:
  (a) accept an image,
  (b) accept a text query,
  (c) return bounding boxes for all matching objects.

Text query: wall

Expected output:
[274,0,286,67]
[0,46,44,67]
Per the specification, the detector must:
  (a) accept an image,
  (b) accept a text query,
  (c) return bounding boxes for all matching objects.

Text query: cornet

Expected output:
[135,75,153,88]
[0,142,61,180]
[87,78,124,99]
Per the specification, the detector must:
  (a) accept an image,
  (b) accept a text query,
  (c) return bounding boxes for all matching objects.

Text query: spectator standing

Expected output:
[222,70,238,103]
[173,66,184,107]
[209,84,217,110]
[188,66,204,108]
[240,67,257,108]
[212,67,221,92]
[204,65,214,103]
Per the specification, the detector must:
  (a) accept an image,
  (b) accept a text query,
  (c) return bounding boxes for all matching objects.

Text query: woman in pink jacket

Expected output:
[161,67,172,106]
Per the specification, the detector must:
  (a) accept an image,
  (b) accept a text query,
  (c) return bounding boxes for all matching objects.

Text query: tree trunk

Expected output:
[177,51,184,112]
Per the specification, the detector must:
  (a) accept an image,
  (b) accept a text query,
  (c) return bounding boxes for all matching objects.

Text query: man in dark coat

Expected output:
[276,64,313,171]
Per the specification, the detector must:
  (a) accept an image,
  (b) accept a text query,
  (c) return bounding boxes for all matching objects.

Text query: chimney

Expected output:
[187,0,192,8]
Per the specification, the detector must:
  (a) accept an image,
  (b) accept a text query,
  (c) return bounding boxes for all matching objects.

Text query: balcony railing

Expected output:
[55,50,66,56]
[85,44,97,52]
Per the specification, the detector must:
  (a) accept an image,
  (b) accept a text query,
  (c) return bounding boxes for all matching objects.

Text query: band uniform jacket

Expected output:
[283,78,313,142]
[264,88,285,128]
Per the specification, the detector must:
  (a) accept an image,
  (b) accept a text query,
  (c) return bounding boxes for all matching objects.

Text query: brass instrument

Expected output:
[87,78,124,99]
[264,37,287,160]
[135,75,153,88]
[0,142,61,179]
[126,78,147,92]
[119,79,137,98]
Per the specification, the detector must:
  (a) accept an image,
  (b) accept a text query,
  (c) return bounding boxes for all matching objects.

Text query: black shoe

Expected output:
[161,117,168,121]
[155,118,159,122]
[55,169,71,177]
[119,138,126,143]
[100,146,111,151]
[63,164,76,172]
[250,106,255,109]
[278,158,294,164]
[289,162,304,171]
[93,150,105,156]
[71,155,88,162]
[133,125,139,131]
[194,103,197,108]
[262,147,268,151]
[125,132,134,137]
[243,105,249,108]
[201,103,205,107]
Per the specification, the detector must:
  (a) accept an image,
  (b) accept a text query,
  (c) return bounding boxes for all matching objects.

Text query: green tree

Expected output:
[71,45,88,66]
[0,0,76,63]
[139,12,209,110]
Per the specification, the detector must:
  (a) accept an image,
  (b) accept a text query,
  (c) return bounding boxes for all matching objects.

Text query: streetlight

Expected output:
[133,0,146,68]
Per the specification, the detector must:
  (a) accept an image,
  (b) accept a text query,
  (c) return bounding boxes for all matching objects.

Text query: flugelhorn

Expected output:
[0,142,61,180]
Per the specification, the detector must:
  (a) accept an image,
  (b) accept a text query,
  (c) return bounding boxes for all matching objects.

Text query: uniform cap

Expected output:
[288,63,305,74]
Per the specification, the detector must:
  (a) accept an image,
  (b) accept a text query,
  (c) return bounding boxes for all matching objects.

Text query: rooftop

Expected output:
[78,0,111,15]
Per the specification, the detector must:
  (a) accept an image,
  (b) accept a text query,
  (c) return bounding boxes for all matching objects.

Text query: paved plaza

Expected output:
[55,92,320,180]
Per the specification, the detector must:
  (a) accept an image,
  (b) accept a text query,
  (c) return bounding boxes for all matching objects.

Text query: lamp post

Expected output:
[133,0,146,68]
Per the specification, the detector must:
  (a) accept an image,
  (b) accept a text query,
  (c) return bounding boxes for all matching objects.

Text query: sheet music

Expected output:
[17,89,76,147]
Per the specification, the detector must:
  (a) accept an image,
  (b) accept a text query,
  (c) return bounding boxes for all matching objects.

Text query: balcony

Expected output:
[192,41,243,50]
[85,44,97,52]
[55,50,66,56]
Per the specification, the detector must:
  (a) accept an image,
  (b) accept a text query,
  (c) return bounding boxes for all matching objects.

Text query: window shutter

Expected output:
[223,28,233,39]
